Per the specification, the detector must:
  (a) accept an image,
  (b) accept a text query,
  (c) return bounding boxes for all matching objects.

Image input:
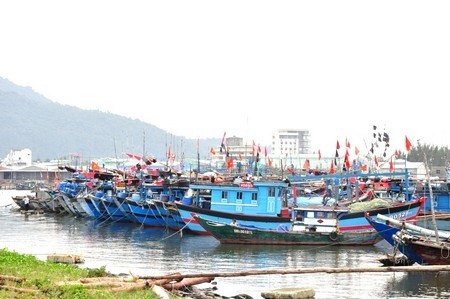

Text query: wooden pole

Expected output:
[138,265,450,280]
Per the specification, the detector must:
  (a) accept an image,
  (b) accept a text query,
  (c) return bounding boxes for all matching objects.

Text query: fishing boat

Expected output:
[389,152,450,265]
[174,179,292,234]
[393,231,450,265]
[365,214,427,265]
[372,213,450,265]
[175,170,426,235]
[192,213,381,246]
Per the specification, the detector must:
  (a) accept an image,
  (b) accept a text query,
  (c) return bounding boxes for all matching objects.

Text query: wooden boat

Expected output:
[175,171,425,235]
[175,179,292,234]
[192,214,381,245]
[365,214,427,264]
[375,214,450,265]
[393,232,450,265]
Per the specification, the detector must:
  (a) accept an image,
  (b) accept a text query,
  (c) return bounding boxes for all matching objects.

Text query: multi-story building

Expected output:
[271,129,311,156]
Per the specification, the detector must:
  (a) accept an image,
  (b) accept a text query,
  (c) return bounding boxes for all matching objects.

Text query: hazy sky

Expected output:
[1,1,449,157]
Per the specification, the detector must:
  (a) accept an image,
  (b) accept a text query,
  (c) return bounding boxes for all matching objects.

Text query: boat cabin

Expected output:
[292,206,346,233]
[185,180,290,216]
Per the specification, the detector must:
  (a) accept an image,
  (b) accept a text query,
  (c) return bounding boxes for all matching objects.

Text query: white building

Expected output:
[271,129,311,156]
[1,148,32,166]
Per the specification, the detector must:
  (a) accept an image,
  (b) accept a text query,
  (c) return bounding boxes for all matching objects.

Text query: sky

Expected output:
[1,1,449,158]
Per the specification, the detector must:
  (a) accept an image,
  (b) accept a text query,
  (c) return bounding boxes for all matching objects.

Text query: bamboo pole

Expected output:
[139,265,450,280]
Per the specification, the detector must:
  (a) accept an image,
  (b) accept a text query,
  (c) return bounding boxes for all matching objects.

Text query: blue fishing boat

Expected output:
[365,214,426,264]
[175,179,293,234]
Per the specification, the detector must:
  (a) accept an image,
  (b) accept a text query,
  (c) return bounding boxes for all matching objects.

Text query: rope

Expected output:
[159,216,194,241]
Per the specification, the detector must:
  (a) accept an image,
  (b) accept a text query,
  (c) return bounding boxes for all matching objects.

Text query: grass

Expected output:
[0,248,159,299]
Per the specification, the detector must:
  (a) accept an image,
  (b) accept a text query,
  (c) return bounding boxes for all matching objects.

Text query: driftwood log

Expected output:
[139,264,450,280]
[0,274,26,283]
[0,285,37,294]
[56,271,214,293]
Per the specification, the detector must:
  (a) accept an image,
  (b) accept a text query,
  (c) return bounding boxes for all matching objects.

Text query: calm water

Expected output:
[1,190,450,299]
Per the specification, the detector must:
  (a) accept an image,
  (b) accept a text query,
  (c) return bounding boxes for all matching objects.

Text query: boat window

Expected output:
[268,187,276,197]
[327,212,335,219]
[221,191,228,199]
[237,192,243,200]
[252,193,258,201]
[316,211,326,218]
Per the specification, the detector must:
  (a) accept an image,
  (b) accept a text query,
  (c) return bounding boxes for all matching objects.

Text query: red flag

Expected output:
[126,153,142,161]
[345,138,350,148]
[257,144,261,153]
[318,150,322,160]
[405,136,412,152]
[389,157,394,172]
[268,158,273,167]
[355,147,360,156]
[394,149,399,157]
[330,160,335,174]
[226,159,233,169]
[344,155,351,170]
[336,140,340,150]
[91,161,100,171]
[303,159,310,170]
[210,147,216,155]
[264,146,267,157]
[374,156,379,167]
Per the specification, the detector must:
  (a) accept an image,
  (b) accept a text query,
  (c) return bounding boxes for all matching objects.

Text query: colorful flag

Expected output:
[344,155,351,170]
[336,140,340,150]
[226,159,233,169]
[91,161,100,171]
[405,136,412,152]
[303,159,310,170]
[126,153,142,161]
[330,160,335,174]
[345,138,350,148]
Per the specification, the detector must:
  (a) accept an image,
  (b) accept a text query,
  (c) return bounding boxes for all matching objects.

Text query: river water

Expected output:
[1,189,449,299]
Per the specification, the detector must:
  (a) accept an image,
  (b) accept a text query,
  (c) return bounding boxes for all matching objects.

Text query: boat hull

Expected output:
[194,215,381,245]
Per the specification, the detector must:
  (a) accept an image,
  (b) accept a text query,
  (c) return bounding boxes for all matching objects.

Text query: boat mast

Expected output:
[422,147,439,242]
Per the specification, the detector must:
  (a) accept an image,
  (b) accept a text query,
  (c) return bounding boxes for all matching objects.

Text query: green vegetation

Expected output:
[0,248,158,299]
[398,143,449,167]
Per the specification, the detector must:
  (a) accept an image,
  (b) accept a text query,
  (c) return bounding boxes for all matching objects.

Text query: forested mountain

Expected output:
[0,77,218,161]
